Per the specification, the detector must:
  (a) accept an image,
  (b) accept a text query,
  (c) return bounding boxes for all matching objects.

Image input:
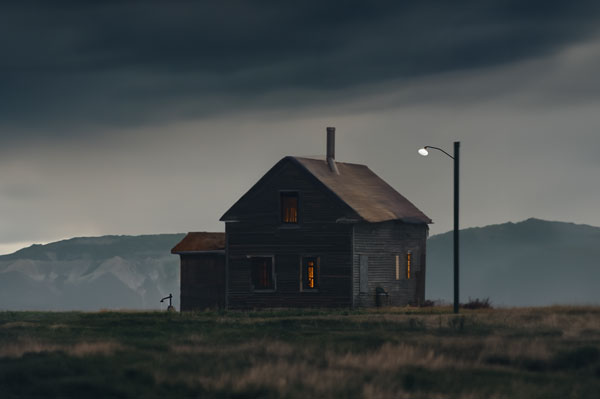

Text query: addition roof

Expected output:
[171,232,225,254]
[220,156,431,224]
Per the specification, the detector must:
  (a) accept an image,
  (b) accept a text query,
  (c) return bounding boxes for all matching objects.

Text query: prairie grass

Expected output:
[0,306,599,398]
[0,339,122,358]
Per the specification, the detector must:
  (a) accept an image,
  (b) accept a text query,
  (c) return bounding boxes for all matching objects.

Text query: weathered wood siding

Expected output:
[226,160,354,308]
[180,252,226,311]
[353,221,427,307]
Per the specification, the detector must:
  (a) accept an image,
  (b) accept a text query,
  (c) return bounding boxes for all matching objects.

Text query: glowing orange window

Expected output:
[281,192,299,224]
[303,257,318,290]
[407,252,412,280]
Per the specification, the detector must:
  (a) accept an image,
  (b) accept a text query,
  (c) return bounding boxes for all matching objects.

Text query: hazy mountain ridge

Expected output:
[0,234,185,310]
[2,234,186,261]
[1,219,598,310]
[426,218,600,306]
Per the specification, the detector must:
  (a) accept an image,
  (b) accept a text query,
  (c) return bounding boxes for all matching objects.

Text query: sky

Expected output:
[2,1,600,254]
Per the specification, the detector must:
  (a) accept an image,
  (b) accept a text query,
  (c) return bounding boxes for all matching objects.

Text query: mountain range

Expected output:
[0,234,184,310]
[0,218,598,310]
[427,218,600,306]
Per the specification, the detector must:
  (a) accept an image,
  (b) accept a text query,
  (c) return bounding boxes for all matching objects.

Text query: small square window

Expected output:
[281,192,299,224]
[251,257,275,290]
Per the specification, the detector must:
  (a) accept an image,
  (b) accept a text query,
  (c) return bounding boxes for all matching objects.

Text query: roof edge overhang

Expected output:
[353,217,432,225]
[171,249,226,255]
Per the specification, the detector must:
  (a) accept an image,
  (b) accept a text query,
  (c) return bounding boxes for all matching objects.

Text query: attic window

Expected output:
[281,192,299,224]
[251,257,275,290]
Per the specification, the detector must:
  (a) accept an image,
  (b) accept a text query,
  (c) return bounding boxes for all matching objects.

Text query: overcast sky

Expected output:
[2,1,600,254]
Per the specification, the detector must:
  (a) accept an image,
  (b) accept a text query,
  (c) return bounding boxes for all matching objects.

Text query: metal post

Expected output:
[453,141,460,314]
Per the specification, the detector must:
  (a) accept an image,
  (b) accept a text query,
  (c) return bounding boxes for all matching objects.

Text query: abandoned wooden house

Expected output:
[172,127,431,309]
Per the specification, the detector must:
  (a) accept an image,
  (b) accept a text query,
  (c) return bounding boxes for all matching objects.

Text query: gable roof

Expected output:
[171,232,225,254]
[220,156,431,224]
[294,157,431,224]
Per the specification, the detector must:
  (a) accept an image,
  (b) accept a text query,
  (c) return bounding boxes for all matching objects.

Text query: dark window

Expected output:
[281,192,299,224]
[359,255,368,293]
[251,257,274,290]
[302,257,319,290]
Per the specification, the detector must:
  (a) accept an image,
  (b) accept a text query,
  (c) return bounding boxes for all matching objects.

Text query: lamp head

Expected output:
[418,148,429,156]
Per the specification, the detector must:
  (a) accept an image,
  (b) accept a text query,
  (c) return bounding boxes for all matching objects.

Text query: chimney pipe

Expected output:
[326,127,339,174]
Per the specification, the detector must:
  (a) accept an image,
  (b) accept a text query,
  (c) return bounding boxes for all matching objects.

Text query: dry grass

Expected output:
[1,306,599,398]
[0,339,123,358]
[477,336,552,363]
[161,337,547,396]
[329,342,456,371]
[0,321,38,329]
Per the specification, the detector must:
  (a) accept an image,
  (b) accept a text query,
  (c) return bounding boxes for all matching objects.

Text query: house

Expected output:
[172,127,431,309]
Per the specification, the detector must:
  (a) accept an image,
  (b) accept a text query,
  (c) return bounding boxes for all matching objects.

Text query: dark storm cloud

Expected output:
[1,1,600,134]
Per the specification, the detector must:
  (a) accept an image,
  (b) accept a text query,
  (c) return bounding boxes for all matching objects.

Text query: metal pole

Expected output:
[453,141,460,314]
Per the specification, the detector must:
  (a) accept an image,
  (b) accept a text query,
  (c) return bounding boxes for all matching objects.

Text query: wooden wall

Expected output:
[224,158,429,309]
[353,221,428,307]
[226,160,354,308]
[180,252,226,311]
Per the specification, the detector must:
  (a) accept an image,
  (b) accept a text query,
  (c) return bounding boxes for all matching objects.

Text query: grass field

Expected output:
[1,306,599,398]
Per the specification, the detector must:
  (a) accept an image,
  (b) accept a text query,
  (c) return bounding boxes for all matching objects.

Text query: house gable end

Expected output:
[220,156,360,223]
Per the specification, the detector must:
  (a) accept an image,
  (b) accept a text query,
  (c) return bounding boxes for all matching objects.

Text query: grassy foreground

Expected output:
[1,307,599,398]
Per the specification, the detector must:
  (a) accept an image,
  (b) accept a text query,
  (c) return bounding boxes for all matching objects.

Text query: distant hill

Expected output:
[0,234,185,310]
[1,218,598,310]
[426,218,600,306]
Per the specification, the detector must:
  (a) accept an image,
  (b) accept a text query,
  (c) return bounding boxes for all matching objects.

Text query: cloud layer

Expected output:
[2,1,600,133]
[2,2,600,252]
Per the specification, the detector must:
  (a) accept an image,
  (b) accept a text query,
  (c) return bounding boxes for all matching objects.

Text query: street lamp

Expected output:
[419,142,460,314]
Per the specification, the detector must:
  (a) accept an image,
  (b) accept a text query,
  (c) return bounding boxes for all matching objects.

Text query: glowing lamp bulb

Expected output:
[418,148,429,156]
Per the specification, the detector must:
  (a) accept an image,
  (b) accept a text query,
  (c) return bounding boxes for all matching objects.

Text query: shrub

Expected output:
[462,297,492,309]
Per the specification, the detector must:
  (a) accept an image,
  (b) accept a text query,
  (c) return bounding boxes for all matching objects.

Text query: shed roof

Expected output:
[221,156,431,224]
[171,232,225,254]
[293,157,431,224]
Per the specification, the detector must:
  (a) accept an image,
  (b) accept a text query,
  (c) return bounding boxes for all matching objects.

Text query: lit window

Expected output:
[251,257,274,290]
[281,192,299,223]
[395,255,400,280]
[407,252,412,280]
[302,257,318,290]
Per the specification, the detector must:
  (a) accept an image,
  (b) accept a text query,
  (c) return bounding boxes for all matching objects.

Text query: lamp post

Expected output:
[418,142,460,314]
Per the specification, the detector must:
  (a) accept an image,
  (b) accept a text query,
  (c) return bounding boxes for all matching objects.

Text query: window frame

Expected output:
[396,251,416,281]
[248,255,276,292]
[279,190,301,226]
[300,256,320,292]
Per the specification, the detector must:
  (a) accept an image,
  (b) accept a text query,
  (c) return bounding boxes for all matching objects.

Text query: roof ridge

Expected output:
[291,155,366,167]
